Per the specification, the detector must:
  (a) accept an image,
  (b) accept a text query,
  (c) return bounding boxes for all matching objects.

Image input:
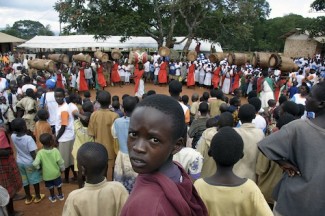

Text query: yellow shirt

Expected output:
[194,178,273,216]
[63,179,128,216]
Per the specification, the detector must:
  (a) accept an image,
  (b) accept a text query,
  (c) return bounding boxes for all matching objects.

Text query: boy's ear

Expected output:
[171,137,184,155]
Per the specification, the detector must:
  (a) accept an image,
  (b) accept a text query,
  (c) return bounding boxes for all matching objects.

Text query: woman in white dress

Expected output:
[194,61,200,84]
[199,62,205,86]
[204,64,212,88]
[259,70,275,108]
[221,67,233,94]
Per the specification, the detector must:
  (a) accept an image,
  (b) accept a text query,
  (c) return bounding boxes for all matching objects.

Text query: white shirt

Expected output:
[252,114,266,133]
[154,62,160,75]
[144,61,150,72]
[42,91,58,126]
[84,67,93,79]
[22,84,36,93]
[56,103,75,142]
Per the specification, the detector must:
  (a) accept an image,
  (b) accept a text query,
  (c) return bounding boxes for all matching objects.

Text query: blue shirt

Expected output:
[113,116,130,154]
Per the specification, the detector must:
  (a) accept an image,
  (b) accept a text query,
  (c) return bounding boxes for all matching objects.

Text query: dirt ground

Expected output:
[14,82,212,216]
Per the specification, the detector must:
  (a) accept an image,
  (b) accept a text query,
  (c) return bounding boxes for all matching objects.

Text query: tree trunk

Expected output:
[182,36,193,55]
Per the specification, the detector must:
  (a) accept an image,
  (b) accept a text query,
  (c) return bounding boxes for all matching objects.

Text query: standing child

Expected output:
[11,118,44,204]
[16,89,37,134]
[63,142,129,216]
[33,133,65,203]
[71,111,94,188]
[121,94,208,215]
[194,127,273,216]
[34,109,52,150]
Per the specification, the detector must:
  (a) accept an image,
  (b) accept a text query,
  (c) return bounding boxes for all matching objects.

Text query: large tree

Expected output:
[1,20,54,39]
[311,0,325,12]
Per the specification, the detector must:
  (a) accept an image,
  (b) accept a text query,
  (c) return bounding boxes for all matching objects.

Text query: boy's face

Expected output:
[306,85,324,113]
[128,107,181,174]
[54,92,65,105]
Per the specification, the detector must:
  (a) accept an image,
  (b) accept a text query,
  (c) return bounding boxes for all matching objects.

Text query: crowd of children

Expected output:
[0,50,325,216]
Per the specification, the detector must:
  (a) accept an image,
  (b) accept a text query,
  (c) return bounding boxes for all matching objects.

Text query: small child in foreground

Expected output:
[34,109,52,149]
[121,94,207,215]
[194,127,272,216]
[33,133,65,203]
[63,142,129,216]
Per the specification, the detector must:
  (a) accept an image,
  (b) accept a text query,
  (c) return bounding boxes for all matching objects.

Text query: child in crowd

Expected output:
[16,89,37,134]
[88,91,119,181]
[181,95,190,110]
[11,118,44,204]
[0,96,9,126]
[121,94,207,215]
[288,81,299,99]
[194,127,273,216]
[112,100,124,117]
[190,93,199,121]
[34,109,52,149]
[82,91,92,104]
[33,133,65,203]
[188,102,209,148]
[63,142,129,216]
[112,96,138,192]
[72,110,94,188]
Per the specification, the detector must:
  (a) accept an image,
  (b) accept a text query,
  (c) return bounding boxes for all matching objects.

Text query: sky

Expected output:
[0,0,322,35]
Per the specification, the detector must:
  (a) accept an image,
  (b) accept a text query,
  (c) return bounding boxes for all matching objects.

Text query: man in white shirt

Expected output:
[144,60,150,83]
[21,76,36,94]
[84,63,93,89]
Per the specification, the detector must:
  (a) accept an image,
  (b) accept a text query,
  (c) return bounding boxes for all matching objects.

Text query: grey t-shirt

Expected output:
[258,119,325,216]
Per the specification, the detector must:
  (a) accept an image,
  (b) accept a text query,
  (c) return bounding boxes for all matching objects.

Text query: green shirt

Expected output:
[33,148,65,181]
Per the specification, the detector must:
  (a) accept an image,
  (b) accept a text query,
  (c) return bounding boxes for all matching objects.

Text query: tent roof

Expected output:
[0,32,26,43]
[18,35,222,52]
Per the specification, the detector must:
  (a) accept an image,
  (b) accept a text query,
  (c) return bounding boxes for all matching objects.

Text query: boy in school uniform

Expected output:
[194,127,273,216]
[63,142,128,216]
[121,94,207,216]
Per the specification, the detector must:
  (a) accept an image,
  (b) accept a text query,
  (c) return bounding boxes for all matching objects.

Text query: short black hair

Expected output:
[238,104,256,123]
[83,91,91,98]
[23,76,31,84]
[169,80,182,96]
[147,90,156,96]
[135,94,186,140]
[26,88,35,98]
[122,94,130,100]
[230,96,240,106]
[191,93,199,102]
[54,87,65,95]
[247,90,257,99]
[281,101,299,116]
[77,142,108,176]
[112,100,120,110]
[209,127,243,166]
[210,89,217,98]
[39,133,53,147]
[206,117,218,128]
[313,81,325,101]
[69,93,79,104]
[278,95,288,105]
[248,97,261,113]
[97,91,111,106]
[202,92,210,101]
[36,109,49,121]
[268,99,276,107]
[199,102,209,114]
[219,103,229,113]
[80,112,92,127]
[82,101,94,113]
[216,90,224,100]
[112,95,119,102]
[276,113,296,129]
[123,96,137,114]
[218,112,234,128]
[297,104,305,118]
[11,118,26,133]
[181,95,189,105]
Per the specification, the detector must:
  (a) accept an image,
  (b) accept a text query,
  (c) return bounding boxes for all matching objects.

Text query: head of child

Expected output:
[128,94,186,174]
[191,93,199,102]
[77,142,108,183]
[26,88,35,99]
[36,109,49,121]
[305,81,325,116]
[199,102,209,116]
[217,112,234,128]
[112,100,120,111]
[181,95,189,105]
[267,99,276,108]
[280,101,299,117]
[238,104,256,124]
[208,127,244,170]
[82,101,94,113]
[233,88,242,97]
[248,97,261,114]
[11,118,27,135]
[230,96,241,108]
[147,90,156,96]
[80,112,92,127]
[0,96,6,104]
[83,91,91,99]
[202,92,209,102]
[97,91,111,108]
[206,117,219,128]
[219,103,229,114]
[169,80,182,99]
[123,96,137,117]
[40,133,54,149]
[54,88,65,105]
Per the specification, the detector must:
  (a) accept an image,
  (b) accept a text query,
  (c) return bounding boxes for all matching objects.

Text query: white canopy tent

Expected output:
[18,35,222,52]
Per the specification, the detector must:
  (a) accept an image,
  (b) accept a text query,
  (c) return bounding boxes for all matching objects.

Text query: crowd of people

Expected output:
[0,50,324,216]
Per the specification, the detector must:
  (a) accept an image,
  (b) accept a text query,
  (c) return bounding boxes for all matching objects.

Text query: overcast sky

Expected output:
[0,0,322,35]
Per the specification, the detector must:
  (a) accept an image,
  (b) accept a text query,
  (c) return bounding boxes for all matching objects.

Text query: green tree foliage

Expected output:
[311,0,325,12]
[54,0,270,51]
[1,20,54,39]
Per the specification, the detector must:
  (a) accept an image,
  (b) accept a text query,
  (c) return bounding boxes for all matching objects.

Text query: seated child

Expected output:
[11,118,44,204]
[194,127,272,216]
[34,109,52,149]
[33,133,65,203]
[121,94,207,215]
[63,142,129,216]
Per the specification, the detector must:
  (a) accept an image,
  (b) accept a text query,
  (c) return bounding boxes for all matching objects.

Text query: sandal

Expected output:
[24,195,35,205]
[34,194,45,203]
